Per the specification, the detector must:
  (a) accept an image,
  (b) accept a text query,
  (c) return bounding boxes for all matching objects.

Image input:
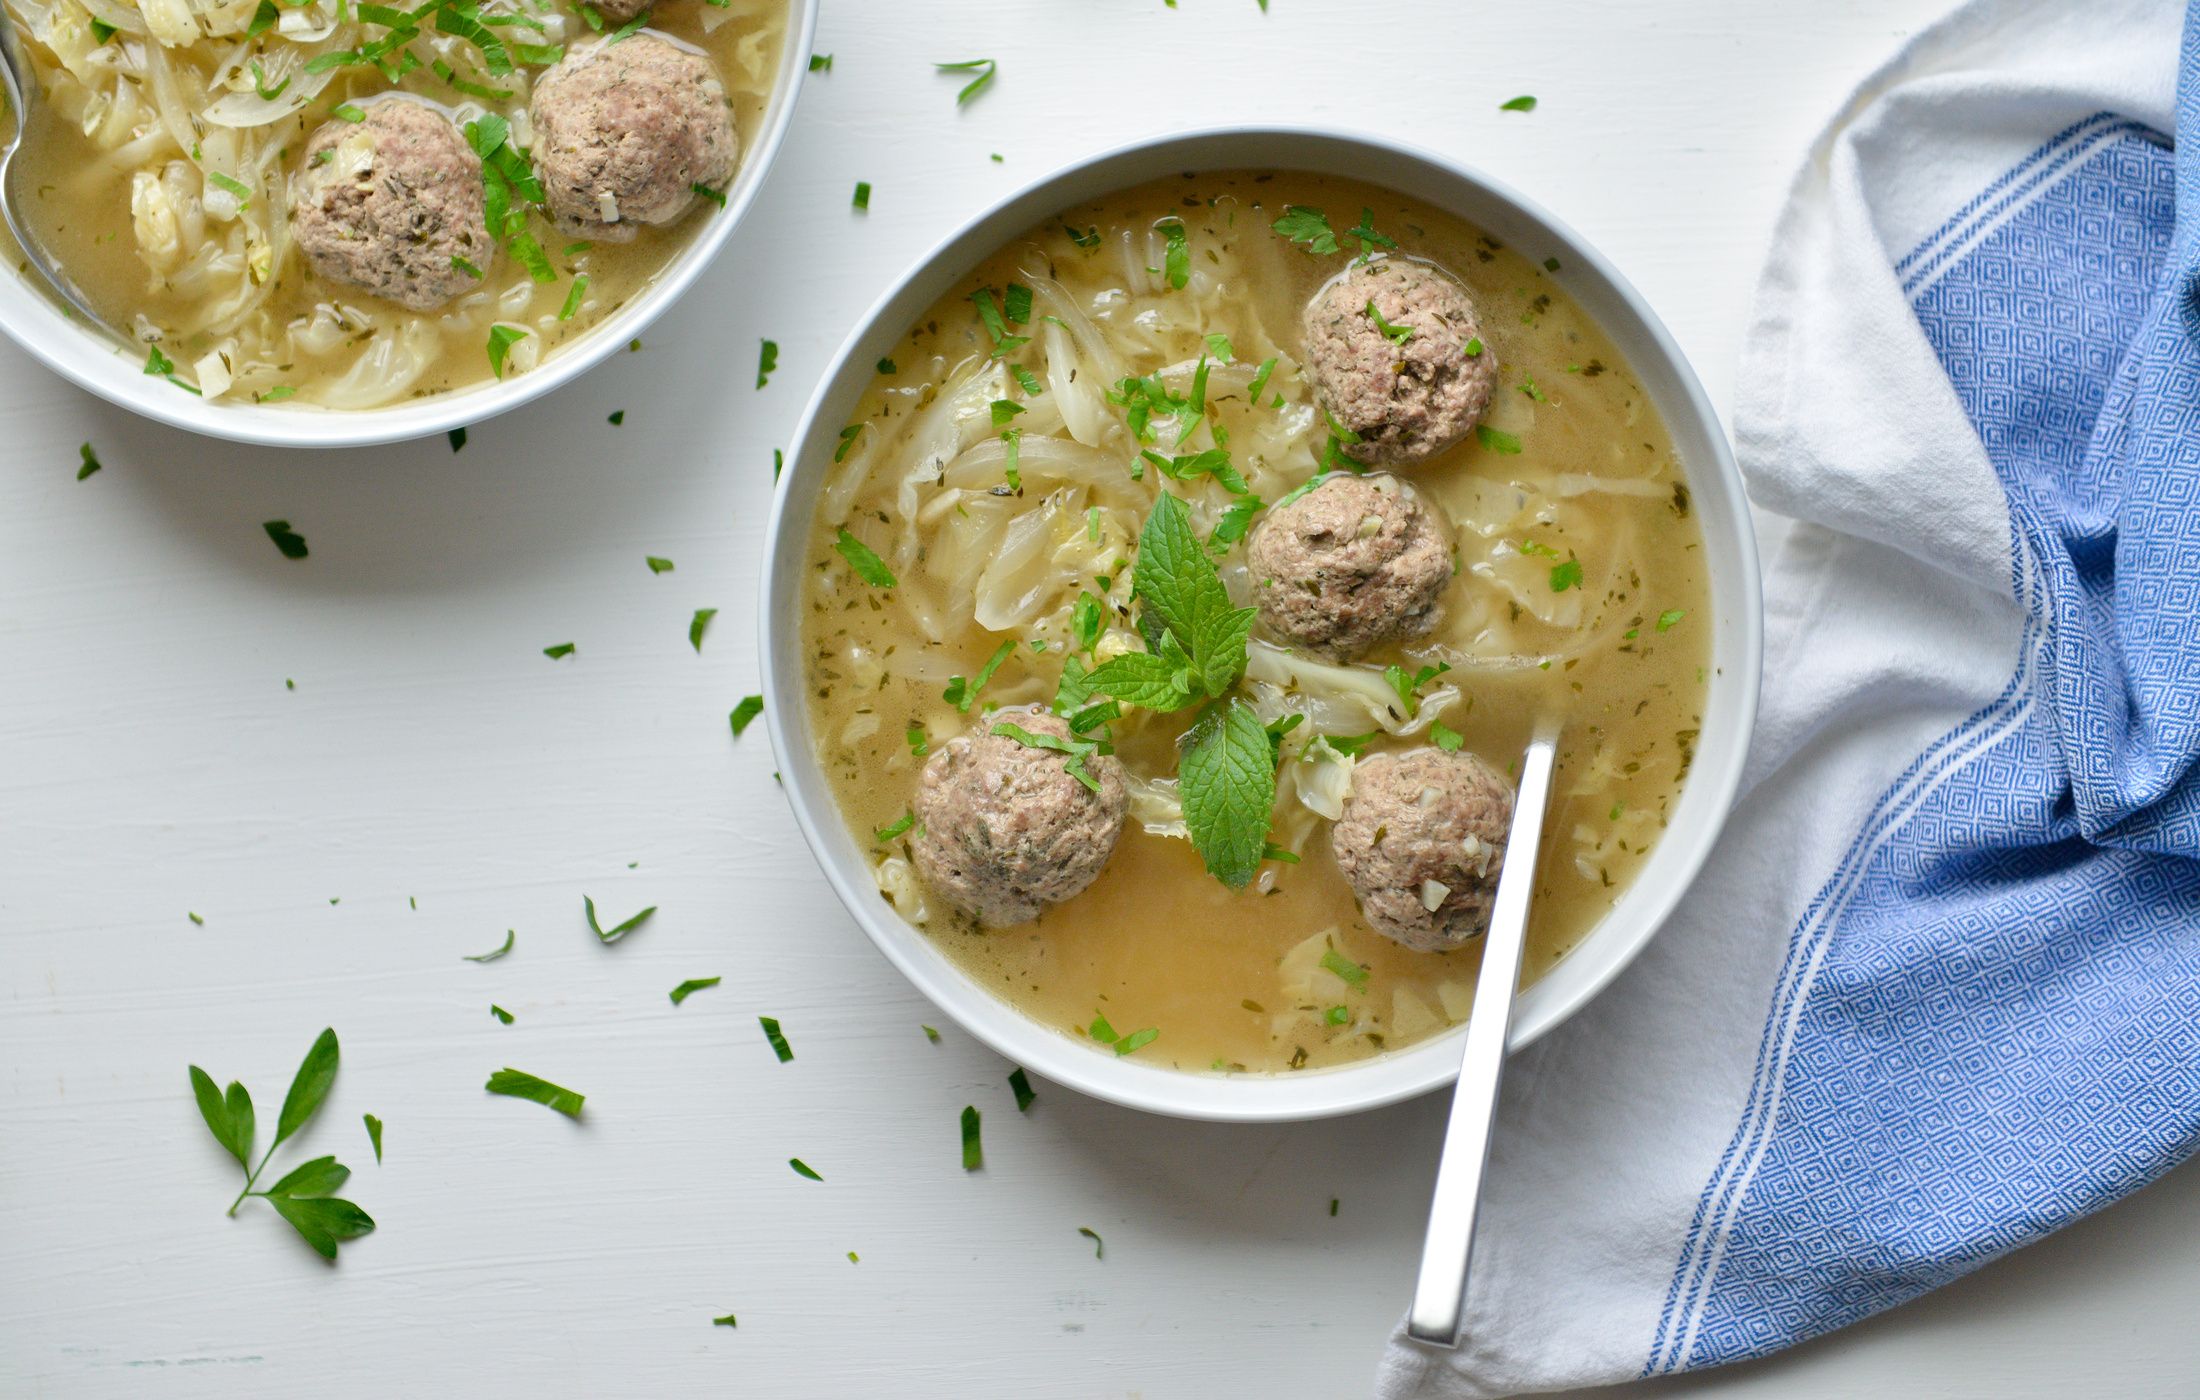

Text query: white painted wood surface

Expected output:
[10,1,2197,1395]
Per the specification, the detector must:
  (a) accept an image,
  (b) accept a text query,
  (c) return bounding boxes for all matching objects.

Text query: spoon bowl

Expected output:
[0,13,130,339]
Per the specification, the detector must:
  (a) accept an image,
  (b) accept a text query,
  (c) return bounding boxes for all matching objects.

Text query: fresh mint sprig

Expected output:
[188,1028,375,1259]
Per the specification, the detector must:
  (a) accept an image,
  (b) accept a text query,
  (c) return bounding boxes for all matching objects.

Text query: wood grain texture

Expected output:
[22,2,2196,1397]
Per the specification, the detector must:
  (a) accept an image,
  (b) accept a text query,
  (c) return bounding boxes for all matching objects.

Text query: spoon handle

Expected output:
[1405,724,1560,1348]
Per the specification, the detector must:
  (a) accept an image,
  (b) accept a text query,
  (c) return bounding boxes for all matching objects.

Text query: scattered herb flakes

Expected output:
[669,977,722,1006]
[960,1105,983,1171]
[485,1067,583,1118]
[689,607,718,652]
[1543,256,1562,273]
[261,520,308,560]
[1088,1012,1119,1045]
[874,810,917,844]
[447,426,469,452]
[1500,94,1538,111]
[1078,1226,1103,1258]
[1114,1027,1159,1057]
[75,442,100,480]
[1158,216,1190,290]
[646,555,675,574]
[945,637,1017,713]
[1344,207,1397,261]
[756,339,778,389]
[1324,1005,1350,1026]
[1430,721,1465,753]
[1550,558,1584,592]
[1657,608,1687,632]
[788,1157,823,1181]
[847,1250,859,1263]
[544,642,576,659]
[921,1024,941,1043]
[690,182,726,207]
[1272,204,1339,256]
[607,410,625,427]
[835,529,897,587]
[808,52,831,70]
[490,1004,515,1025]
[188,911,205,926]
[852,180,871,211]
[714,1313,738,1328]
[1320,948,1369,987]
[758,1015,794,1062]
[1382,661,1449,718]
[730,695,764,737]
[834,422,866,462]
[1465,336,1484,357]
[285,679,296,691]
[486,324,528,379]
[187,1028,374,1259]
[364,1114,383,1163]
[935,56,996,106]
[582,894,656,945]
[1476,424,1523,455]
[1366,299,1415,346]
[876,357,897,375]
[773,448,784,480]
[1008,1067,1036,1112]
[560,275,589,320]
[1330,1197,1340,1217]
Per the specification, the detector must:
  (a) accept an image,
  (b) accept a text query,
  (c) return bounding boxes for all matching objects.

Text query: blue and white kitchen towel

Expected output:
[1380,0,2200,1393]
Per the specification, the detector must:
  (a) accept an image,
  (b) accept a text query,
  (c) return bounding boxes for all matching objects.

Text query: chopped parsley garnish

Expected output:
[874,811,917,843]
[89,16,115,41]
[646,555,675,574]
[877,357,897,375]
[1325,1005,1349,1025]
[756,339,778,389]
[490,1004,515,1024]
[713,1314,737,1328]
[1008,1067,1036,1112]
[486,323,528,378]
[969,286,1030,358]
[1549,557,1584,592]
[364,1114,383,1163]
[852,180,871,211]
[448,426,468,452]
[559,275,589,321]
[249,59,290,100]
[990,398,1026,427]
[1205,333,1235,362]
[1657,608,1687,631]
[758,1016,794,1062]
[788,1157,823,1181]
[261,520,308,560]
[944,637,1016,712]
[1064,222,1101,249]
[1157,217,1190,289]
[187,1028,374,1259]
[992,720,1103,793]
[1382,661,1450,718]
[1344,207,1397,262]
[689,607,717,652]
[333,102,367,122]
[450,254,484,280]
[463,929,516,962]
[1543,256,1562,273]
[1366,300,1415,346]
[1013,365,1045,396]
[835,528,896,587]
[1247,355,1278,402]
[143,345,176,376]
[669,977,721,1006]
[259,386,298,402]
[543,642,575,659]
[582,894,655,945]
[1321,948,1369,987]
[485,1067,583,1118]
[834,423,865,462]
[1500,94,1538,111]
[922,1024,941,1043]
[808,52,832,70]
[1114,1027,1159,1056]
[730,695,764,737]
[1272,204,1339,256]
[75,442,100,480]
[1519,374,1547,403]
[188,911,205,926]
[1079,1226,1104,1258]
[906,722,929,756]
[1430,722,1465,753]
[960,1105,983,1170]
[1475,424,1522,455]
[935,57,996,106]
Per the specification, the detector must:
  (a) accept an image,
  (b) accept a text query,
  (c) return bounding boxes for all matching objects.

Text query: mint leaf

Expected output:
[1085,651,1197,711]
[274,1028,338,1151]
[267,1194,375,1260]
[1179,699,1277,889]
[1192,604,1257,697]
[485,1067,584,1118]
[1131,493,1253,693]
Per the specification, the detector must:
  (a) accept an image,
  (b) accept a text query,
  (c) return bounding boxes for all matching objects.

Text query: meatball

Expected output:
[588,0,648,19]
[1248,472,1450,659]
[911,710,1128,928]
[291,98,492,311]
[1301,258,1497,467]
[530,34,738,243]
[1331,747,1514,952]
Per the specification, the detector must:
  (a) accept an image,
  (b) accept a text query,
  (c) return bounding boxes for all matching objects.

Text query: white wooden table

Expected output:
[10,1,2198,1395]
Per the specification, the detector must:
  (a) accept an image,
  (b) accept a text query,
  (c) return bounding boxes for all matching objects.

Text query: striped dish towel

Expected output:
[1380,0,2200,1392]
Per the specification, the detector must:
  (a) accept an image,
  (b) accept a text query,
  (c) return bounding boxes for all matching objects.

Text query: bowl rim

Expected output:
[0,0,818,450]
[760,123,1764,1122]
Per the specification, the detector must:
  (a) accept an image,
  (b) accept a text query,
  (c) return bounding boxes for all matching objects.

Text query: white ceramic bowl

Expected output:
[0,0,816,449]
[761,127,1763,1122]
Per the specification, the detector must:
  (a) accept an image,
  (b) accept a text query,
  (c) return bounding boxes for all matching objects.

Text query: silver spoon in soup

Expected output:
[1405,721,1561,1348]
[0,15,130,338]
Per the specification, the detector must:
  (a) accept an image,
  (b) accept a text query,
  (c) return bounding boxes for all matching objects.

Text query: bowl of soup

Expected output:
[0,0,813,445]
[760,128,1762,1121]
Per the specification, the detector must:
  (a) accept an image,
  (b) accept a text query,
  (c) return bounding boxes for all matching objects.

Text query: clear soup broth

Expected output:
[803,171,1710,1075]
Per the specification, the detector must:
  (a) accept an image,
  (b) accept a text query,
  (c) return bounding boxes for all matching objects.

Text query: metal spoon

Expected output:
[1406,722,1560,1348]
[0,11,127,334]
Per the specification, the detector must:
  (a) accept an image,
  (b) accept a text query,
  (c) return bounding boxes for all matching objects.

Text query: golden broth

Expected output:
[0,0,786,407]
[804,171,1710,1074]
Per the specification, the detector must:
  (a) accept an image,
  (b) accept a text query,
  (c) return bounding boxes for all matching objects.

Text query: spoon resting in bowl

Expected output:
[1406,722,1561,1347]
[0,11,143,339]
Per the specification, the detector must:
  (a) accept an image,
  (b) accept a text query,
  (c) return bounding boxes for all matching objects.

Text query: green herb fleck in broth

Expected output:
[835,529,896,587]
